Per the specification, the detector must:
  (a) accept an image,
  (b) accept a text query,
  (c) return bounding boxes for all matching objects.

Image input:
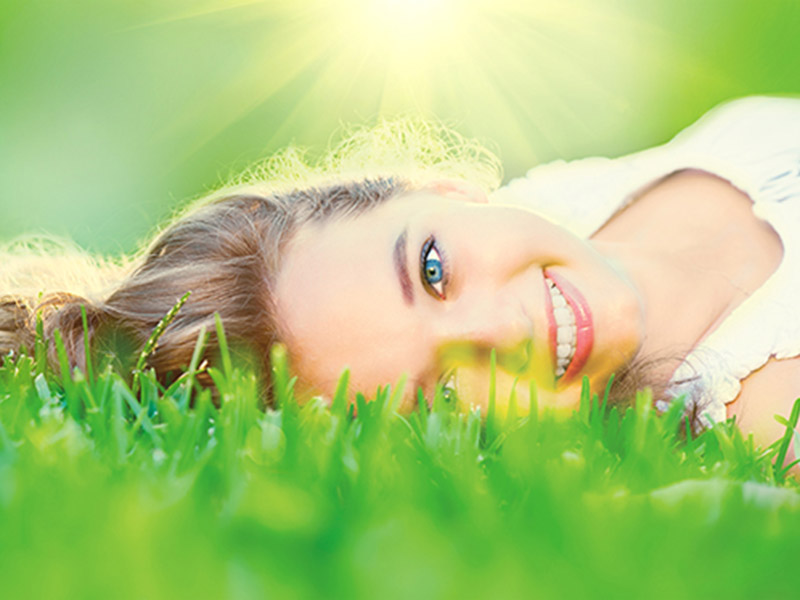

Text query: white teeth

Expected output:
[556,326,574,344]
[552,294,567,308]
[546,276,578,378]
[553,306,572,324]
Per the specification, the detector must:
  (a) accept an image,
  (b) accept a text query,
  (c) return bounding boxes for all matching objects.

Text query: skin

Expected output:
[276,179,641,415]
[729,357,800,464]
[276,170,792,452]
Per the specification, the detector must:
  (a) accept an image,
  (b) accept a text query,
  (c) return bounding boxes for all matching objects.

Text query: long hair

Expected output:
[0,119,704,427]
[0,121,503,398]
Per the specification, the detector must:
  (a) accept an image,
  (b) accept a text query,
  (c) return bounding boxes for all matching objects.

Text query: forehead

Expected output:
[274,192,437,394]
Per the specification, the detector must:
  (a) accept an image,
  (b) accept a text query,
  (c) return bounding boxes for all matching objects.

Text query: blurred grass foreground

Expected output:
[1,323,799,600]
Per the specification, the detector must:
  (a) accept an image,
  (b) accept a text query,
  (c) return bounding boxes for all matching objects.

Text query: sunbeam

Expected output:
[142,0,672,171]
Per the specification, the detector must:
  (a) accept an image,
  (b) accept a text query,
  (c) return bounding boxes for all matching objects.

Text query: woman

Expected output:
[2,96,798,450]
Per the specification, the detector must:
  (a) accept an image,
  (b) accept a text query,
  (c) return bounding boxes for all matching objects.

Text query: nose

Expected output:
[430,204,555,383]
[435,284,537,376]
[456,204,555,285]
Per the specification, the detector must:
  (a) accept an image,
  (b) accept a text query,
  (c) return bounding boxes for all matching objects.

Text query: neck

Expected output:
[591,169,783,382]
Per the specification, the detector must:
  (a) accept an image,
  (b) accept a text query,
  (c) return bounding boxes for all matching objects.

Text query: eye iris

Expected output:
[425,259,443,283]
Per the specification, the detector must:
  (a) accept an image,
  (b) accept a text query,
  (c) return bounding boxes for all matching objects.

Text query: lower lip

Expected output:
[543,269,594,385]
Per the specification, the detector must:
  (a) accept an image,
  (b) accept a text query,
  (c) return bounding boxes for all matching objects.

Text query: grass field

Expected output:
[1,318,799,600]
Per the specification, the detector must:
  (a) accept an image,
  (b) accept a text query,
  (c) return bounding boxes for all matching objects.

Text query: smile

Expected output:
[543,270,594,384]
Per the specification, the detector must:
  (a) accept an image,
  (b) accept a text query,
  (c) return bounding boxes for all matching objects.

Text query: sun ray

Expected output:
[140,0,702,174]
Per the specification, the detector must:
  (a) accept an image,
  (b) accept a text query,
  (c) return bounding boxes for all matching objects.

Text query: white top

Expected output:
[490,96,800,424]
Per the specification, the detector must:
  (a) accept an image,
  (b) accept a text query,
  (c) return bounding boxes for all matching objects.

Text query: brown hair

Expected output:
[1,179,413,396]
[0,121,503,399]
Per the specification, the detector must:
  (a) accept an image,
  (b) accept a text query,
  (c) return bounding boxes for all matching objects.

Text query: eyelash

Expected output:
[436,369,458,404]
[420,235,448,299]
[418,373,457,410]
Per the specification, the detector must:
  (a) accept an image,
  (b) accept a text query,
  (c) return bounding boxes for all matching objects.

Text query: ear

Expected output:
[425,178,489,204]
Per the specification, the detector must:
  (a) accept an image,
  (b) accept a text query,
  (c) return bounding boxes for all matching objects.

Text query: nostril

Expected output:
[497,338,535,375]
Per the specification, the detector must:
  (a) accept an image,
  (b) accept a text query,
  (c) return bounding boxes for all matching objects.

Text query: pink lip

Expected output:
[543,269,594,385]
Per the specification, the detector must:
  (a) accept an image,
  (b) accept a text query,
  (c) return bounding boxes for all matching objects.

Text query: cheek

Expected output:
[286,322,436,411]
[454,367,581,418]
[589,270,644,373]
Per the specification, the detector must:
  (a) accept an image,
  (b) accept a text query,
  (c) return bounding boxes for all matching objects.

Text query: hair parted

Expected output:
[0,119,503,399]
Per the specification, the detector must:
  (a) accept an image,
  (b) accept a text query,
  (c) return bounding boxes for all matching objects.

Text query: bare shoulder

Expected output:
[726,357,800,452]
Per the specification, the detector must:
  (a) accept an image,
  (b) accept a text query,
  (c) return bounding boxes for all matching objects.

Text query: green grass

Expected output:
[1,325,799,600]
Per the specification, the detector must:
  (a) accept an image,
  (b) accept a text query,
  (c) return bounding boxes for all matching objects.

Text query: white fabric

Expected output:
[490,96,800,424]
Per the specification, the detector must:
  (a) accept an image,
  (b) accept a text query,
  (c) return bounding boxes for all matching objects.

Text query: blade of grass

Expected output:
[33,373,52,406]
[773,397,800,480]
[385,373,407,418]
[416,386,429,430]
[179,325,208,411]
[53,329,79,419]
[110,377,128,465]
[527,379,539,438]
[331,369,351,420]
[80,305,94,383]
[214,312,233,383]
[270,343,292,409]
[579,375,591,424]
[601,373,615,415]
[504,377,519,430]
[114,378,163,449]
[34,311,47,377]
[132,292,191,396]
[485,348,497,444]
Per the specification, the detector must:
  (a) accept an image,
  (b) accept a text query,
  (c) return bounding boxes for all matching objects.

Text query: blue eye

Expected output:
[420,237,446,298]
[425,259,442,283]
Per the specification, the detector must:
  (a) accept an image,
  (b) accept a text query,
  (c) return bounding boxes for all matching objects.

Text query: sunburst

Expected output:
[138,0,680,172]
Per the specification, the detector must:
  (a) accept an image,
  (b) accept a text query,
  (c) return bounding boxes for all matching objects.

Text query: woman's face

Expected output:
[275,181,643,415]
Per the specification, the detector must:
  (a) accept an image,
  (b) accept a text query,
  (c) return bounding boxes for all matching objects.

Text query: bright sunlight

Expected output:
[137,0,661,167]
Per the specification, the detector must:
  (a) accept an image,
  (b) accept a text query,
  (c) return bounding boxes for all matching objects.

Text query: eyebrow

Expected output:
[393,227,414,305]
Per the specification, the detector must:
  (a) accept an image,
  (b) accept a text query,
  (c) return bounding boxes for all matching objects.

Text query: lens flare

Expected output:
[135,0,681,173]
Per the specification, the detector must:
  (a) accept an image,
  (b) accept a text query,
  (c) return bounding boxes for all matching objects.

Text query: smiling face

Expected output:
[275,181,644,416]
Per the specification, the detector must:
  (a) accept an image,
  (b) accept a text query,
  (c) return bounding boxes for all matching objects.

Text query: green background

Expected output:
[1,0,799,254]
